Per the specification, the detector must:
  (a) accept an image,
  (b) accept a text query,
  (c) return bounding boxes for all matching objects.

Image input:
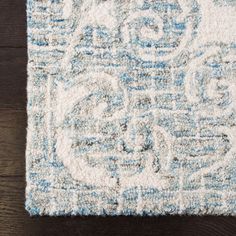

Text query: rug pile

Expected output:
[26,0,236,215]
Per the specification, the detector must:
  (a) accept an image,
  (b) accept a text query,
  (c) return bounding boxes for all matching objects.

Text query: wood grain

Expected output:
[0,0,236,235]
[0,109,26,177]
[0,48,27,109]
[0,0,26,48]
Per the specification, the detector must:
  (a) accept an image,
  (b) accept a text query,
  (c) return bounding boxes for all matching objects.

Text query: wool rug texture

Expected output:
[26,0,236,216]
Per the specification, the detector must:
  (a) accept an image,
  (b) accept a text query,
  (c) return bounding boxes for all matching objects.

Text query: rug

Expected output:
[26,0,236,216]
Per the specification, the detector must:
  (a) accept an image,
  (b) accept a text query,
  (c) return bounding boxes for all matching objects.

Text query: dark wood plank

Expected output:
[1,177,236,236]
[0,0,26,48]
[0,48,27,109]
[0,109,26,177]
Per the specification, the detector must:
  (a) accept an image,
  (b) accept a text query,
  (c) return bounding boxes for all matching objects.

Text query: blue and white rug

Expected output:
[26,0,236,215]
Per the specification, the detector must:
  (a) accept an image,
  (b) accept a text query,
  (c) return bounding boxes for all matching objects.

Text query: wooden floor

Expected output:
[0,1,236,235]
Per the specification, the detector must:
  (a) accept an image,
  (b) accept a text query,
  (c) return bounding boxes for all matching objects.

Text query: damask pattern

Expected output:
[26,0,236,215]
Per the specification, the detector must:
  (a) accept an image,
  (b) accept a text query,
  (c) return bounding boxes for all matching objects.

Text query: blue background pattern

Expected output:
[26,0,236,215]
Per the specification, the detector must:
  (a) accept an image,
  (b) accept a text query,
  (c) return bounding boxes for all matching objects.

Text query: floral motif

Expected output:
[26,0,236,215]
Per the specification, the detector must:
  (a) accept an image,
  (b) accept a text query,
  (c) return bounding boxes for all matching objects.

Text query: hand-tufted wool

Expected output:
[26,0,236,216]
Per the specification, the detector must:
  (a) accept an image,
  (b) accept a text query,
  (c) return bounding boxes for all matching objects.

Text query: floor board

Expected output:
[0,0,26,48]
[0,48,27,109]
[0,109,26,177]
